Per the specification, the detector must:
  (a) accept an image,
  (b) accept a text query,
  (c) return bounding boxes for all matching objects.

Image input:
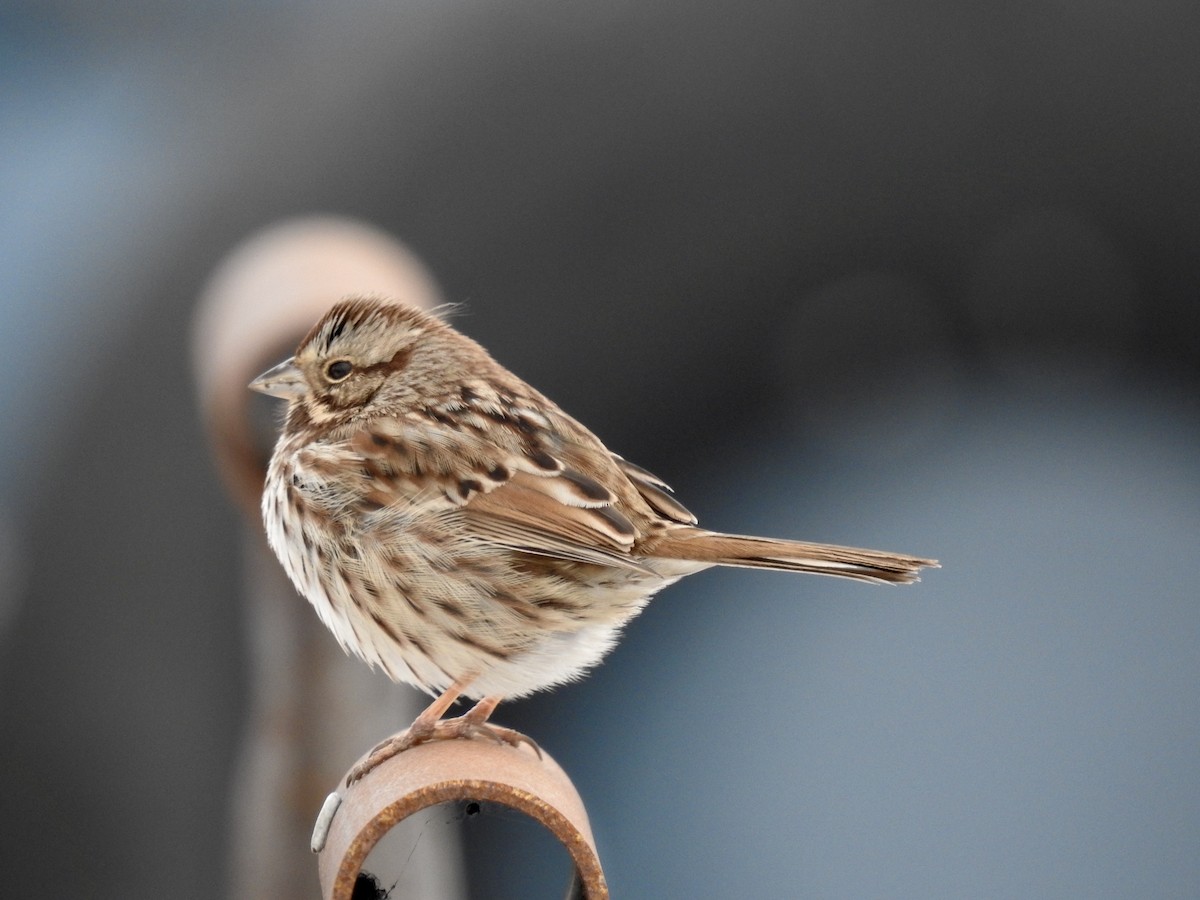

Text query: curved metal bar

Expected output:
[317,736,608,900]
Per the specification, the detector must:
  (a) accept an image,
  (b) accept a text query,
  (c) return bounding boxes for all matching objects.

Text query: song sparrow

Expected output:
[251,297,936,782]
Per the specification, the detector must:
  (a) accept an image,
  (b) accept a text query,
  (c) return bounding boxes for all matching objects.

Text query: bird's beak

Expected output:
[249,357,306,400]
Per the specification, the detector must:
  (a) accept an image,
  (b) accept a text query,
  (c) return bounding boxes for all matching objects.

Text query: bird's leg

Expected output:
[346,684,539,785]
[435,695,542,758]
[346,680,468,785]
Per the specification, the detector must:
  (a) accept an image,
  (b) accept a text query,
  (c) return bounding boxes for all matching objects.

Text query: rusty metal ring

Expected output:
[316,737,608,899]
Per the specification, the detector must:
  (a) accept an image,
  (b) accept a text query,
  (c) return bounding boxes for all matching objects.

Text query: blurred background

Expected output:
[2,2,1199,897]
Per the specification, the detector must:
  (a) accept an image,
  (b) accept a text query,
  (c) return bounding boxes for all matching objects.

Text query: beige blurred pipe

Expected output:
[192,217,464,900]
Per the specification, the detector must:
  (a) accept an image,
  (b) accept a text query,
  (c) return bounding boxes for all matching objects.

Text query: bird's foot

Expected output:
[346,711,541,785]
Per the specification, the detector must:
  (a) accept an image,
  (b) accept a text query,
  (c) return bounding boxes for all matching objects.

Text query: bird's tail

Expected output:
[642,529,937,585]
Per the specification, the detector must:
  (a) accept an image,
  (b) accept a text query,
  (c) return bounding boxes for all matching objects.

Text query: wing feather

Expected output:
[342,413,658,574]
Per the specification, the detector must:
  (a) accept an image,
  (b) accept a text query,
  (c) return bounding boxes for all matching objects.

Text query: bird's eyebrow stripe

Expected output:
[356,346,413,375]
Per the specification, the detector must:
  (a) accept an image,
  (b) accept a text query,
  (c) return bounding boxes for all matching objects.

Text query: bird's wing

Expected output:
[343,412,659,573]
[611,455,697,525]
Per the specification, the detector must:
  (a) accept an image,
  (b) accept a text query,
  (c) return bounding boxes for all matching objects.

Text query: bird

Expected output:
[250,296,937,782]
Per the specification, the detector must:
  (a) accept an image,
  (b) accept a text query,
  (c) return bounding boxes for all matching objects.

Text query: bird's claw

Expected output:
[345,717,542,786]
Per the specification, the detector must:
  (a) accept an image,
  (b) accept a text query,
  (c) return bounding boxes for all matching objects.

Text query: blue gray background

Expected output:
[1,3,1198,897]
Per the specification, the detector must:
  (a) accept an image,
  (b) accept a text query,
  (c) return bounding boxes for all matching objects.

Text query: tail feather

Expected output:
[642,529,937,585]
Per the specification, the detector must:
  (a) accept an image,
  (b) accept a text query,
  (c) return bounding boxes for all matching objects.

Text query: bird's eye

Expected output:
[325,360,353,382]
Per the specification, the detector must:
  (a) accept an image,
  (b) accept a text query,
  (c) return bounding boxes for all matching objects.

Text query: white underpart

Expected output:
[263,468,423,685]
[464,623,623,698]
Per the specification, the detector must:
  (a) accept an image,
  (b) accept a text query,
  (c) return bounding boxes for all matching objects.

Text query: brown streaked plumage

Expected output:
[251,297,937,783]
